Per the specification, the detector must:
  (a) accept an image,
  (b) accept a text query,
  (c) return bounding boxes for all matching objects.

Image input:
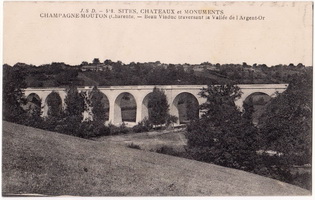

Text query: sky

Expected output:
[3,1,313,66]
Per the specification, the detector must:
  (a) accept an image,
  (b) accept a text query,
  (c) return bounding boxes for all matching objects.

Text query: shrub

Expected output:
[108,123,130,135]
[41,116,63,132]
[154,146,192,159]
[98,125,111,136]
[291,172,312,191]
[166,114,178,127]
[132,118,153,133]
[77,121,110,138]
[155,146,180,156]
[21,104,43,129]
[127,143,141,150]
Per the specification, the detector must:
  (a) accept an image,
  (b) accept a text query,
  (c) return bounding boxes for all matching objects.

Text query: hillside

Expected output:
[2,122,310,196]
[77,72,99,86]
[4,62,312,87]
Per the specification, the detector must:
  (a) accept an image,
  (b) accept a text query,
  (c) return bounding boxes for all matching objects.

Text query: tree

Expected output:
[104,59,112,65]
[54,86,86,136]
[186,99,199,121]
[24,97,43,128]
[198,84,241,120]
[77,86,109,137]
[186,84,259,171]
[148,87,170,126]
[46,92,63,118]
[90,86,107,124]
[242,97,255,122]
[81,61,88,66]
[93,58,100,65]
[258,72,312,165]
[64,85,85,122]
[3,65,27,123]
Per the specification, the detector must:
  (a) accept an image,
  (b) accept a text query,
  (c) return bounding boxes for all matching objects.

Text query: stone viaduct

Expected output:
[23,84,288,126]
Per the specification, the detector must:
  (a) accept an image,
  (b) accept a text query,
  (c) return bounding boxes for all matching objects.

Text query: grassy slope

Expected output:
[2,122,310,196]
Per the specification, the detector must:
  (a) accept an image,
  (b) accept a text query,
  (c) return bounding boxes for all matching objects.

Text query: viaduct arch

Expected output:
[171,92,200,124]
[23,84,288,126]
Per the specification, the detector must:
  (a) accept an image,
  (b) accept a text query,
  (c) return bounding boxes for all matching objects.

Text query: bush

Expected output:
[291,172,312,191]
[98,125,111,136]
[132,118,153,133]
[166,114,178,127]
[20,105,43,129]
[108,123,130,135]
[41,116,63,132]
[127,143,141,150]
[39,118,111,138]
[78,121,110,138]
[155,146,180,156]
[56,116,83,136]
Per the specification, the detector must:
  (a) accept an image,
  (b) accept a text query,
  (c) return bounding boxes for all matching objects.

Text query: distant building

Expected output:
[81,64,112,72]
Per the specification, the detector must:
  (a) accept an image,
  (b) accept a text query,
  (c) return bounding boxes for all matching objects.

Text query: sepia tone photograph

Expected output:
[2,1,313,197]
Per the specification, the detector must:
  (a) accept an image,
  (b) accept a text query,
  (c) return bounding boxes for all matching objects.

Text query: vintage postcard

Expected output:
[2,1,313,198]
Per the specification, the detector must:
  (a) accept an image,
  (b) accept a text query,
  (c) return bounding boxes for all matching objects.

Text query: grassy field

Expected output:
[2,121,311,196]
[96,128,188,152]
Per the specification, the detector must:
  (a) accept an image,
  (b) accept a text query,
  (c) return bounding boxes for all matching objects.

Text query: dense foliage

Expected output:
[3,64,27,123]
[4,60,310,87]
[148,87,170,126]
[255,71,312,190]
[258,72,312,165]
[59,86,86,136]
[64,86,86,121]
[46,92,63,117]
[184,70,312,190]
[90,86,108,124]
[186,85,259,171]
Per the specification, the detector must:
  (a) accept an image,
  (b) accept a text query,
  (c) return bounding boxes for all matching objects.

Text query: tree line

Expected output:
[3,60,311,87]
